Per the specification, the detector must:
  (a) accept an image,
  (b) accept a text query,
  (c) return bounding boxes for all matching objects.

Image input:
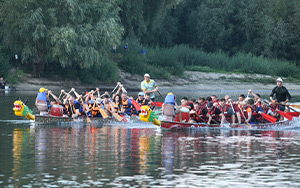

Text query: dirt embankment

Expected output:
[14,70,300,96]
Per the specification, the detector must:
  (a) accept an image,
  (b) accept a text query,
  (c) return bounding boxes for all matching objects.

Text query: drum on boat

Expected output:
[174,107,190,122]
[50,104,63,117]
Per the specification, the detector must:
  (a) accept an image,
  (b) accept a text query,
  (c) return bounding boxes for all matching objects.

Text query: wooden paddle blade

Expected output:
[132,100,141,111]
[261,113,276,124]
[286,112,300,117]
[99,108,109,119]
[151,102,163,107]
[278,111,293,121]
[113,113,123,122]
[291,104,300,109]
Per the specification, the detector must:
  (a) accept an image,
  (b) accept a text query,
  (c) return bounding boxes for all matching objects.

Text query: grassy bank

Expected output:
[116,42,300,80]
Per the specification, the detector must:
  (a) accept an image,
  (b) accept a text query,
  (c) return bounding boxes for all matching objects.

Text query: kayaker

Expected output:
[141,73,158,101]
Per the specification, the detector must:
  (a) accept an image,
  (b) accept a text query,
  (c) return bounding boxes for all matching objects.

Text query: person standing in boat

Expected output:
[141,73,158,101]
[35,88,51,115]
[270,77,291,111]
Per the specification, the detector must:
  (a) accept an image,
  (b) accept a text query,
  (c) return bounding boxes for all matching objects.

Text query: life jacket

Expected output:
[113,101,121,114]
[136,98,144,106]
[142,99,152,107]
[207,106,220,122]
[194,105,206,122]
[164,94,175,105]
[241,106,252,123]
[121,99,133,116]
[92,103,101,117]
[269,104,281,121]
[64,104,72,117]
[220,104,232,123]
[251,105,263,123]
[37,92,50,108]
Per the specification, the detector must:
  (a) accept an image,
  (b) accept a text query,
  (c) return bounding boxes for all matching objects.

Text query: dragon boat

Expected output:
[13,100,139,124]
[139,105,300,130]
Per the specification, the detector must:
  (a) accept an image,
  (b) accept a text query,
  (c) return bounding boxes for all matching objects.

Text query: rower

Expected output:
[141,93,153,107]
[35,88,50,115]
[180,97,194,110]
[206,102,225,125]
[219,98,235,125]
[247,98,264,124]
[189,102,211,123]
[121,93,135,116]
[100,94,114,116]
[92,98,102,117]
[136,92,144,106]
[112,94,122,114]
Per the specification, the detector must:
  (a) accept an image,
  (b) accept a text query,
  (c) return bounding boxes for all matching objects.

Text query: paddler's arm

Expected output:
[72,109,80,118]
[72,88,81,100]
[115,82,122,96]
[142,86,158,94]
[220,113,225,125]
[206,113,212,125]
[236,111,242,124]
[48,90,61,104]
[248,89,260,101]
[96,88,100,98]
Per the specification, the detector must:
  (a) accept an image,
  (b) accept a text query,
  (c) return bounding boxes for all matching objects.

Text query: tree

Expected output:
[0,0,124,77]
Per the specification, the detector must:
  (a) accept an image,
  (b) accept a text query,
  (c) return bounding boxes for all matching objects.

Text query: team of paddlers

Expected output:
[35,76,292,126]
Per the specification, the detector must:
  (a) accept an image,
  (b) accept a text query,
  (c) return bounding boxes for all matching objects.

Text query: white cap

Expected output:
[138,92,144,96]
[96,98,102,104]
[144,73,150,78]
[276,77,283,83]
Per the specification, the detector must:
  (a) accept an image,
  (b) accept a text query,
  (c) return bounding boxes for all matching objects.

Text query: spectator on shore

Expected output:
[141,47,146,56]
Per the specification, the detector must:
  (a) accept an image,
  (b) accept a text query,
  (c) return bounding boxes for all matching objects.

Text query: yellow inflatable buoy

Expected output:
[139,106,161,126]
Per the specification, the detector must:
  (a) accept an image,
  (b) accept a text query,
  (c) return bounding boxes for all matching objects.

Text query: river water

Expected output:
[1,91,300,187]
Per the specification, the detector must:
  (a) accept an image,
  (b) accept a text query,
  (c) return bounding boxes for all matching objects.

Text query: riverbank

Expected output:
[12,70,300,97]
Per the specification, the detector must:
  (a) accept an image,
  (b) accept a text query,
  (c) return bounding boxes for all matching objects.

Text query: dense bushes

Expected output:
[118,44,300,79]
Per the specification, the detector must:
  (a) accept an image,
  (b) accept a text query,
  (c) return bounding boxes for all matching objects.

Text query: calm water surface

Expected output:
[1,91,300,187]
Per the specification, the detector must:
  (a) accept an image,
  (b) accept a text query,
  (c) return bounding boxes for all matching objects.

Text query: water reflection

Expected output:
[4,124,300,187]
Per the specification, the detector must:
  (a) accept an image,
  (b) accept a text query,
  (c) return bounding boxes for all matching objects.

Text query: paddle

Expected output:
[260,113,276,124]
[286,112,300,117]
[157,91,164,99]
[237,104,252,128]
[262,100,293,121]
[95,103,109,119]
[151,102,163,108]
[290,104,300,109]
[110,83,119,96]
[132,99,141,111]
[275,102,299,112]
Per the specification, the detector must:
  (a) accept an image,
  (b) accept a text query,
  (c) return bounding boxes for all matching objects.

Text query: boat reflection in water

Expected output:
[7,124,300,187]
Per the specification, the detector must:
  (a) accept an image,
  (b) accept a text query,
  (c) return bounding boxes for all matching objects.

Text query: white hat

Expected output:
[276,77,283,83]
[138,92,144,96]
[144,73,150,78]
[96,98,102,104]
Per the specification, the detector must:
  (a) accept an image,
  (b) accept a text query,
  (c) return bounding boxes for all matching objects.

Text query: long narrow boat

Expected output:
[158,119,297,130]
[13,100,139,124]
[34,114,139,124]
[139,105,300,130]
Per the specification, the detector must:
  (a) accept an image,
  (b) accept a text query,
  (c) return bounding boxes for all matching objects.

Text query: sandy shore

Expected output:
[14,70,300,97]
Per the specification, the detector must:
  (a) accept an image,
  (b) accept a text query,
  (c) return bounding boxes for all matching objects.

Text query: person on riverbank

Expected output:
[0,77,5,89]
[141,73,158,101]
[141,47,146,56]
[270,78,291,111]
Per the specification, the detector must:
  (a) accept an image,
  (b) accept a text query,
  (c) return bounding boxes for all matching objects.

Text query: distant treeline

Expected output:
[1,0,300,83]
